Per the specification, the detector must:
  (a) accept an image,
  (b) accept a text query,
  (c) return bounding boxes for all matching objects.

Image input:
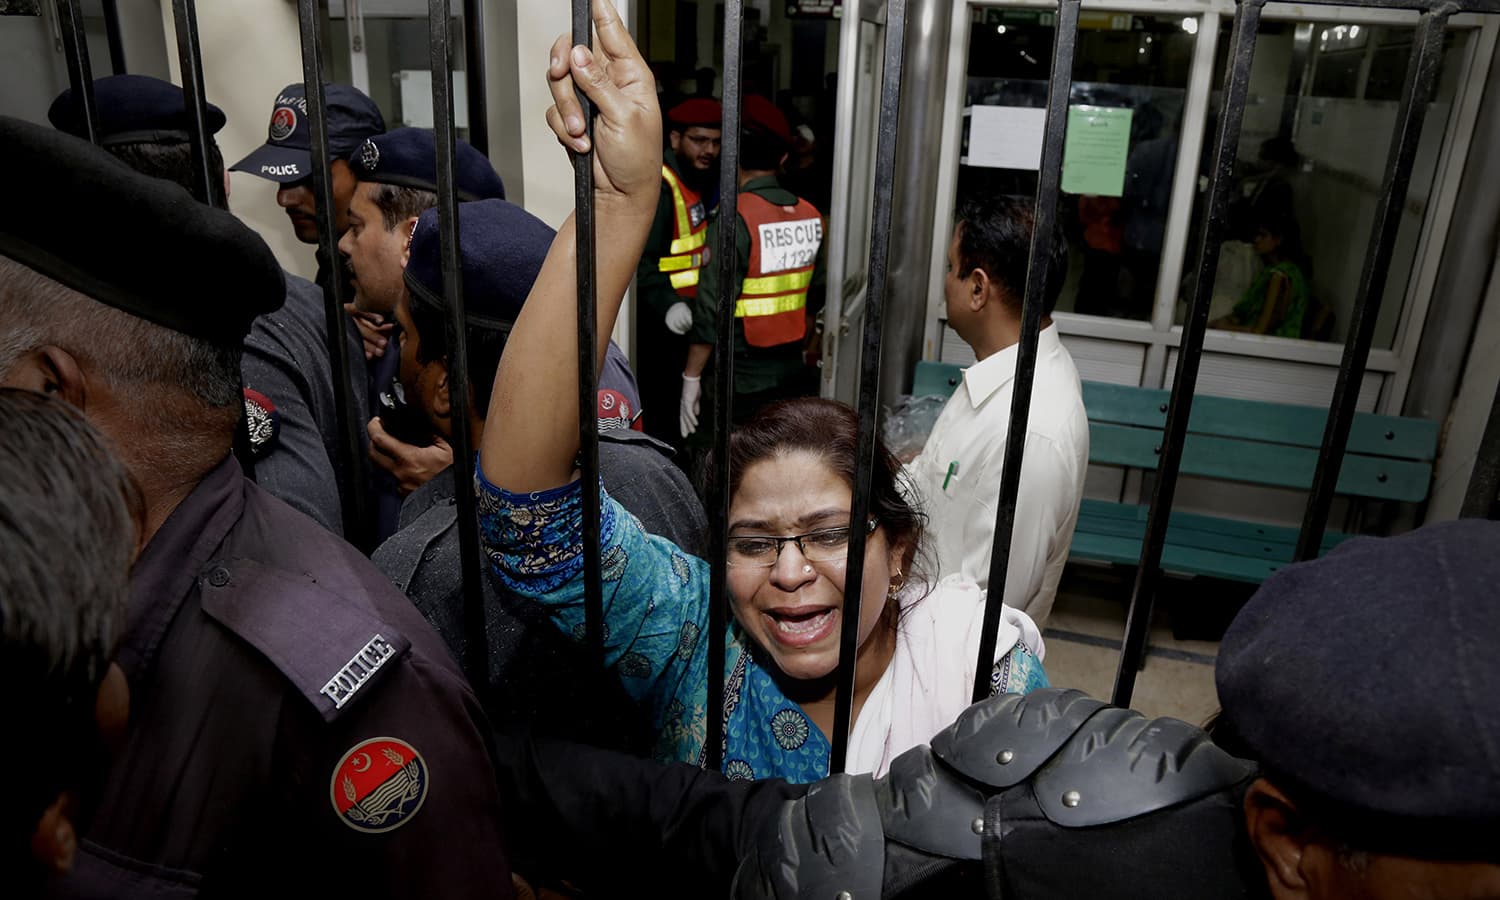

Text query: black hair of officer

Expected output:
[0,389,140,887]
[738,95,791,173]
[48,74,228,199]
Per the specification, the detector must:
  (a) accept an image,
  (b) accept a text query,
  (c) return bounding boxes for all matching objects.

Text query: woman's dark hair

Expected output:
[713,397,929,584]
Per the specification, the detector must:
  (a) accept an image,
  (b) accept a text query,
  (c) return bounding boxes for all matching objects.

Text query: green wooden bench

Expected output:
[912,360,1438,584]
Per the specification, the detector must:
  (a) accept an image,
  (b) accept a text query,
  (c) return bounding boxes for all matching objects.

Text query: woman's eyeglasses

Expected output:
[726,518,877,569]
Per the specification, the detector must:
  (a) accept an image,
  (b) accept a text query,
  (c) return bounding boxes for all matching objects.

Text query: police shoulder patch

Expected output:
[243,388,280,459]
[331,737,429,834]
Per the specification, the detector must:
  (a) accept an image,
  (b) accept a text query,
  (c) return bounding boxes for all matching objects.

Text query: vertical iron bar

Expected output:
[102,0,126,73]
[296,0,369,547]
[1461,375,1500,519]
[1111,0,1265,708]
[830,0,907,773]
[429,0,490,688]
[571,0,606,677]
[1294,7,1453,560]
[55,0,98,144]
[705,0,746,774]
[970,0,1080,705]
[462,0,488,155]
[170,0,224,208]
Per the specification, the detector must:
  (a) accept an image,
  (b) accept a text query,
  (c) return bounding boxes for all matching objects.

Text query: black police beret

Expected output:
[403,199,553,330]
[1216,519,1500,860]
[349,127,505,201]
[0,116,285,345]
[230,82,385,184]
[48,74,226,146]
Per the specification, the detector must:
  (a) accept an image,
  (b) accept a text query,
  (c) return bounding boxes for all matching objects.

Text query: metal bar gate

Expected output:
[43,0,1500,774]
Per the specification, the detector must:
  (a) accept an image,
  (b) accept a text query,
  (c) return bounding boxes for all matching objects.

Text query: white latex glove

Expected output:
[665,301,693,335]
[680,374,702,438]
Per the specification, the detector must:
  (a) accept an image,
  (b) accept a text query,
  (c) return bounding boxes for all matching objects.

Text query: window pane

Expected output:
[1180,20,1469,348]
[328,6,472,143]
[956,10,1198,323]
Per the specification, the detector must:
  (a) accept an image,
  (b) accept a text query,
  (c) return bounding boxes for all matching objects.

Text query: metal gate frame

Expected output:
[47,0,1500,771]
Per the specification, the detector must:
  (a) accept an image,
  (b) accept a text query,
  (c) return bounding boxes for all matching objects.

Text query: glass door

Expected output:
[821,0,887,402]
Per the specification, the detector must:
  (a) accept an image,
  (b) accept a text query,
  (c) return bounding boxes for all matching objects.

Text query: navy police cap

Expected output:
[350,127,505,201]
[0,116,284,345]
[403,199,554,330]
[48,74,227,146]
[230,82,385,184]
[1216,518,1500,862]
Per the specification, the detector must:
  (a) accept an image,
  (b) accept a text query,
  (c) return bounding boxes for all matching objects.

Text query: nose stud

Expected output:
[803,564,814,574]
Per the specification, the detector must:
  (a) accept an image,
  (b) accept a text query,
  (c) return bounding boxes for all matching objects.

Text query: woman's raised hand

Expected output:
[545,0,661,210]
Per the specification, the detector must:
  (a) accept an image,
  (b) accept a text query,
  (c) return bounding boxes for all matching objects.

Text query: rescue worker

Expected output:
[635,98,719,446]
[0,116,512,898]
[370,198,707,752]
[49,74,368,538]
[1,390,137,893]
[682,95,825,438]
[230,82,385,303]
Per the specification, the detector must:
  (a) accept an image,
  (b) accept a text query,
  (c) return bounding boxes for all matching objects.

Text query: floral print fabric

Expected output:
[476,468,1045,783]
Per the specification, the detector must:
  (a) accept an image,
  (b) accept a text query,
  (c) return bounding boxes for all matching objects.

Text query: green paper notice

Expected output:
[1062,105,1133,197]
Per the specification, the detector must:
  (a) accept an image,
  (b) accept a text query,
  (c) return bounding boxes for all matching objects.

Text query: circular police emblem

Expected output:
[330,737,429,834]
[269,106,298,142]
[358,138,380,172]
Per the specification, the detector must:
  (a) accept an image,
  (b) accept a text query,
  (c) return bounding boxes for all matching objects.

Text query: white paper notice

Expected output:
[962,106,1046,170]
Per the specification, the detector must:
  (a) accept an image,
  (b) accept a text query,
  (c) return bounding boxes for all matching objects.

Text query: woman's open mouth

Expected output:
[763,605,838,648]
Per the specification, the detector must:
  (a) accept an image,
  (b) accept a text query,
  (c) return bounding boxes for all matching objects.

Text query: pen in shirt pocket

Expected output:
[943,460,960,491]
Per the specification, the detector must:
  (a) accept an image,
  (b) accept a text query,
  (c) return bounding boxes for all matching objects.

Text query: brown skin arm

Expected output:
[480,0,661,493]
[684,342,713,378]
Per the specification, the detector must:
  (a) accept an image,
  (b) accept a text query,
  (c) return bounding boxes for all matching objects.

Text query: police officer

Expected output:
[370,198,706,751]
[230,82,386,302]
[49,74,369,538]
[0,390,136,893]
[635,99,718,447]
[340,128,638,541]
[338,126,507,542]
[681,95,825,438]
[0,117,512,898]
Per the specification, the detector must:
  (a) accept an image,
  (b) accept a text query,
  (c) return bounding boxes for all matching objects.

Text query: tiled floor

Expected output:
[1037,565,1227,728]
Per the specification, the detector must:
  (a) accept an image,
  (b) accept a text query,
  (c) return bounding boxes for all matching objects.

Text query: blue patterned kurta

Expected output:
[476,470,1048,783]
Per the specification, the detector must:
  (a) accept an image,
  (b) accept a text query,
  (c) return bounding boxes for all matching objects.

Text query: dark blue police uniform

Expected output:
[0,116,514,899]
[49,75,376,538]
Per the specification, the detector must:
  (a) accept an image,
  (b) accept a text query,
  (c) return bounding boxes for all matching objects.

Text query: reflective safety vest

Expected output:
[736,192,823,348]
[658,164,708,298]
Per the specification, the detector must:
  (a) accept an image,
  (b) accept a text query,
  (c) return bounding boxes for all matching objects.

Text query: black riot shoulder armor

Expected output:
[733,688,1267,900]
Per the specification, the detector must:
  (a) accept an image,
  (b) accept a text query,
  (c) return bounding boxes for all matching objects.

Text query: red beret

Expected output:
[742,95,791,145]
[668,98,722,129]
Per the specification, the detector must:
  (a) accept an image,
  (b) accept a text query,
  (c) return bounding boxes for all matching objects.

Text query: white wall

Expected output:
[0,8,68,124]
[160,0,318,280]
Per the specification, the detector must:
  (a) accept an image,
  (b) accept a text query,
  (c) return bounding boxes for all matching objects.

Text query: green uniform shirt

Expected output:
[688,175,827,395]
